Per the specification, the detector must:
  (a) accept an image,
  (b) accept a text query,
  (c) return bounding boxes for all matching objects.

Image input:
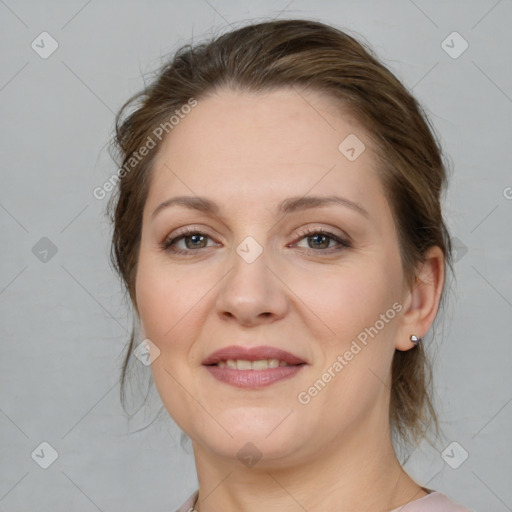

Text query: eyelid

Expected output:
[167,224,214,238]
[293,223,350,240]
[165,223,349,242]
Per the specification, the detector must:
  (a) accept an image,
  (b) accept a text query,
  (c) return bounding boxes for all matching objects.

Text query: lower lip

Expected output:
[204,365,305,388]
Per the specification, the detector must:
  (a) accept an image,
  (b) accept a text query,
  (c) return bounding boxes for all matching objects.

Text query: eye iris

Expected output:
[309,234,329,249]
[185,234,206,249]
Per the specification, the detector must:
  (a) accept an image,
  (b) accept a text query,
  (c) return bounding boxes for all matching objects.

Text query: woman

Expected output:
[108,19,473,511]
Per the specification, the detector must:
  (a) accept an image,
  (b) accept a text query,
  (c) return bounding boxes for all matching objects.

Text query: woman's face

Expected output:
[135,88,418,466]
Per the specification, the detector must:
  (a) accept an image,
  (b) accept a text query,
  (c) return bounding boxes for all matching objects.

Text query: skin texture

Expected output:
[135,88,445,511]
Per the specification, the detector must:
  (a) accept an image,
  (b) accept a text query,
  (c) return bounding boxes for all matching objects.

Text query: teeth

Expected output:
[236,359,252,370]
[216,358,292,370]
[251,359,269,370]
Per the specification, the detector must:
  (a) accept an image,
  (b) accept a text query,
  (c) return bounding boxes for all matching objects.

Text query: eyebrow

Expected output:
[151,194,369,220]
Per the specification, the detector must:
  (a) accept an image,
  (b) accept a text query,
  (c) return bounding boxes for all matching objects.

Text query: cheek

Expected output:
[295,271,399,435]
[134,254,220,394]
[134,257,208,429]
[302,262,401,403]
[306,264,400,347]
[135,254,206,341]
[136,267,173,340]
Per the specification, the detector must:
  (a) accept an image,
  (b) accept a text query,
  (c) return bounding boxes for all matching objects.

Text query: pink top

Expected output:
[175,489,473,511]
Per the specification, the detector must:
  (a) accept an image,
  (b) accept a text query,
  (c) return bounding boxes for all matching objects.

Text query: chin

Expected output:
[208,436,305,470]
[191,410,309,467]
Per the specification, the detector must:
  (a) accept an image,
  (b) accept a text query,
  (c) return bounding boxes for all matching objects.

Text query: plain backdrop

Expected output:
[1,1,511,511]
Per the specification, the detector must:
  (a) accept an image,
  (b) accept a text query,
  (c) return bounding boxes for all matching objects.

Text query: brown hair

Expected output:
[107,19,453,451]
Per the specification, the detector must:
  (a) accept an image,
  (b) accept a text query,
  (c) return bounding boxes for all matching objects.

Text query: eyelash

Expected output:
[160,226,352,256]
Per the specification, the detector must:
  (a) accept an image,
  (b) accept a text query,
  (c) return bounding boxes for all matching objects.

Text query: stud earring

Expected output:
[410,334,422,347]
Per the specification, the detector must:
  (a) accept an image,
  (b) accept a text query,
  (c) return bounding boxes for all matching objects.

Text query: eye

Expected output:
[292,227,352,255]
[160,227,216,255]
[160,226,352,256]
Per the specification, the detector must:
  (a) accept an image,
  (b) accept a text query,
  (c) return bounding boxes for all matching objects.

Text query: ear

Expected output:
[395,246,445,351]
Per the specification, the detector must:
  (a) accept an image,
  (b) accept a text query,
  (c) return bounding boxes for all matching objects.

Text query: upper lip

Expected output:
[202,345,306,366]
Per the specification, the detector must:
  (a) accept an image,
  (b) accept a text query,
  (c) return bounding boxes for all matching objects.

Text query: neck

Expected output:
[190,414,426,512]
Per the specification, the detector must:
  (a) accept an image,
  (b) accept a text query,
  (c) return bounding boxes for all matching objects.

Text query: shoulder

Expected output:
[390,491,474,511]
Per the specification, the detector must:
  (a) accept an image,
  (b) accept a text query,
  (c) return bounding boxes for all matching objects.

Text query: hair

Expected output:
[107,18,453,454]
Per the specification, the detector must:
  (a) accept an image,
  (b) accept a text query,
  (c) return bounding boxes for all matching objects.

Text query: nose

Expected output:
[215,241,289,327]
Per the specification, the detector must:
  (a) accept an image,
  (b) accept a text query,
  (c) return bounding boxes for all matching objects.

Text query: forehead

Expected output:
[147,88,387,218]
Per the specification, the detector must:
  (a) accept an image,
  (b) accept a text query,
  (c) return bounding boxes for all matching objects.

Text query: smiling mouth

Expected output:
[202,345,307,387]
[204,358,306,389]
[210,359,301,370]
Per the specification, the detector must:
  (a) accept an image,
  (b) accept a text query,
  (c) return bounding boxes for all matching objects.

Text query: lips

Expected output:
[202,345,306,366]
[202,345,307,389]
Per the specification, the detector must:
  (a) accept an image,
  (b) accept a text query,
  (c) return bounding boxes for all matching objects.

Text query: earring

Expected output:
[410,334,422,347]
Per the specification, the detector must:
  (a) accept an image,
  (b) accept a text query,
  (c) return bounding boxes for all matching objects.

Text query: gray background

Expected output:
[1,1,511,511]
